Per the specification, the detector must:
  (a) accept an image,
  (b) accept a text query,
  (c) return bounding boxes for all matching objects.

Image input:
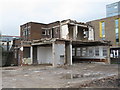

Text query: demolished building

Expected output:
[14,19,111,66]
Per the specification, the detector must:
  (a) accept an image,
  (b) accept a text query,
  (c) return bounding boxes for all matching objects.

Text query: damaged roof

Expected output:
[20,19,90,27]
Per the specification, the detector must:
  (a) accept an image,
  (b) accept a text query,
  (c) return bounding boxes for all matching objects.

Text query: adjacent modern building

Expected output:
[0,35,20,66]
[87,15,120,46]
[0,35,20,51]
[86,1,120,63]
[106,1,120,17]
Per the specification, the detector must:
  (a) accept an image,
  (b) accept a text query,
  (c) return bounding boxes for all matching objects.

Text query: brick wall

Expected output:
[20,21,61,41]
[87,15,120,46]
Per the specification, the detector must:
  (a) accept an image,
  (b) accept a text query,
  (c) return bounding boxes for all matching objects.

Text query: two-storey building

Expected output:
[15,19,111,66]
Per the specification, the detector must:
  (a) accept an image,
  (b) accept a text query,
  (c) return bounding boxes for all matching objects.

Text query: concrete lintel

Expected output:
[32,42,52,46]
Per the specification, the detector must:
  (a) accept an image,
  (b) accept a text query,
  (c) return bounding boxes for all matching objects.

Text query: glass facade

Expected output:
[106,1,120,17]
[100,21,105,40]
[1,36,19,41]
[115,19,119,44]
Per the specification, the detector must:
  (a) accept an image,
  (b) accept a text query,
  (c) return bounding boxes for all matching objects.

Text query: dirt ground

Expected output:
[1,63,119,88]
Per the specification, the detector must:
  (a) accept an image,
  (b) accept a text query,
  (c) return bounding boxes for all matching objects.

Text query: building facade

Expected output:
[87,15,120,46]
[106,1,120,17]
[20,21,61,41]
[87,15,120,63]
[15,19,111,66]
[87,1,120,63]
[0,35,20,66]
[0,35,20,51]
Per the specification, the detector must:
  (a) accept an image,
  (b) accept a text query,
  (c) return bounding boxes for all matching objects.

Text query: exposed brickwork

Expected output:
[20,21,60,41]
[87,15,120,46]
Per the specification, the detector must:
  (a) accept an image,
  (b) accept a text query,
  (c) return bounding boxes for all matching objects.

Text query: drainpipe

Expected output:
[7,39,9,51]
[60,21,62,39]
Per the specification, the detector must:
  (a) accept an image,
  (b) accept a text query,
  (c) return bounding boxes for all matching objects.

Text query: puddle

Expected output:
[34,71,41,73]
[24,75,29,77]
[3,68,16,70]
[62,74,80,79]
[12,78,16,81]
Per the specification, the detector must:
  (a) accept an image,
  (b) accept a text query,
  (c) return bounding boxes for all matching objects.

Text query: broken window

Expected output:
[55,28,58,34]
[89,47,94,56]
[95,47,99,56]
[42,29,51,35]
[103,47,108,56]
[82,48,87,56]
[83,30,88,38]
[42,29,46,35]
[23,47,30,58]
[72,48,75,56]
[46,29,50,35]
[76,48,81,56]
[22,26,30,40]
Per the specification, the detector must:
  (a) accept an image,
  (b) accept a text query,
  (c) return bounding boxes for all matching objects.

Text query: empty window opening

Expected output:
[23,47,30,58]
[55,28,59,34]
[42,29,50,35]
[42,30,46,35]
[83,29,89,38]
[77,26,88,40]
[68,25,74,39]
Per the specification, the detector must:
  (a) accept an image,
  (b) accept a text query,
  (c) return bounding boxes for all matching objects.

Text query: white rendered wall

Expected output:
[61,24,69,39]
[37,46,52,64]
[53,43,65,66]
[88,27,94,40]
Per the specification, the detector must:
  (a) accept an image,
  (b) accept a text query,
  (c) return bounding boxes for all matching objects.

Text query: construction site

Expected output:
[1,2,120,88]
[1,18,120,89]
[2,63,119,88]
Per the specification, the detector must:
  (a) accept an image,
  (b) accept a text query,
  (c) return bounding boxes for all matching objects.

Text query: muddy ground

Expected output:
[1,63,119,88]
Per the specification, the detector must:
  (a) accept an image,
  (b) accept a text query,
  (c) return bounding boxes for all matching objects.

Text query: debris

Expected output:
[24,75,29,77]
[34,71,41,73]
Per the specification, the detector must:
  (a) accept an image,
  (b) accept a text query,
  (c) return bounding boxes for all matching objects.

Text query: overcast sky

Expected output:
[0,0,119,36]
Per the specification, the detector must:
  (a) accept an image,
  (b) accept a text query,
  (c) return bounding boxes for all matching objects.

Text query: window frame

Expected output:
[115,18,119,44]
[99,21,105,39]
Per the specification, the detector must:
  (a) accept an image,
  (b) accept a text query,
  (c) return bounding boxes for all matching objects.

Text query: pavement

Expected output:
[1,63,119,88]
